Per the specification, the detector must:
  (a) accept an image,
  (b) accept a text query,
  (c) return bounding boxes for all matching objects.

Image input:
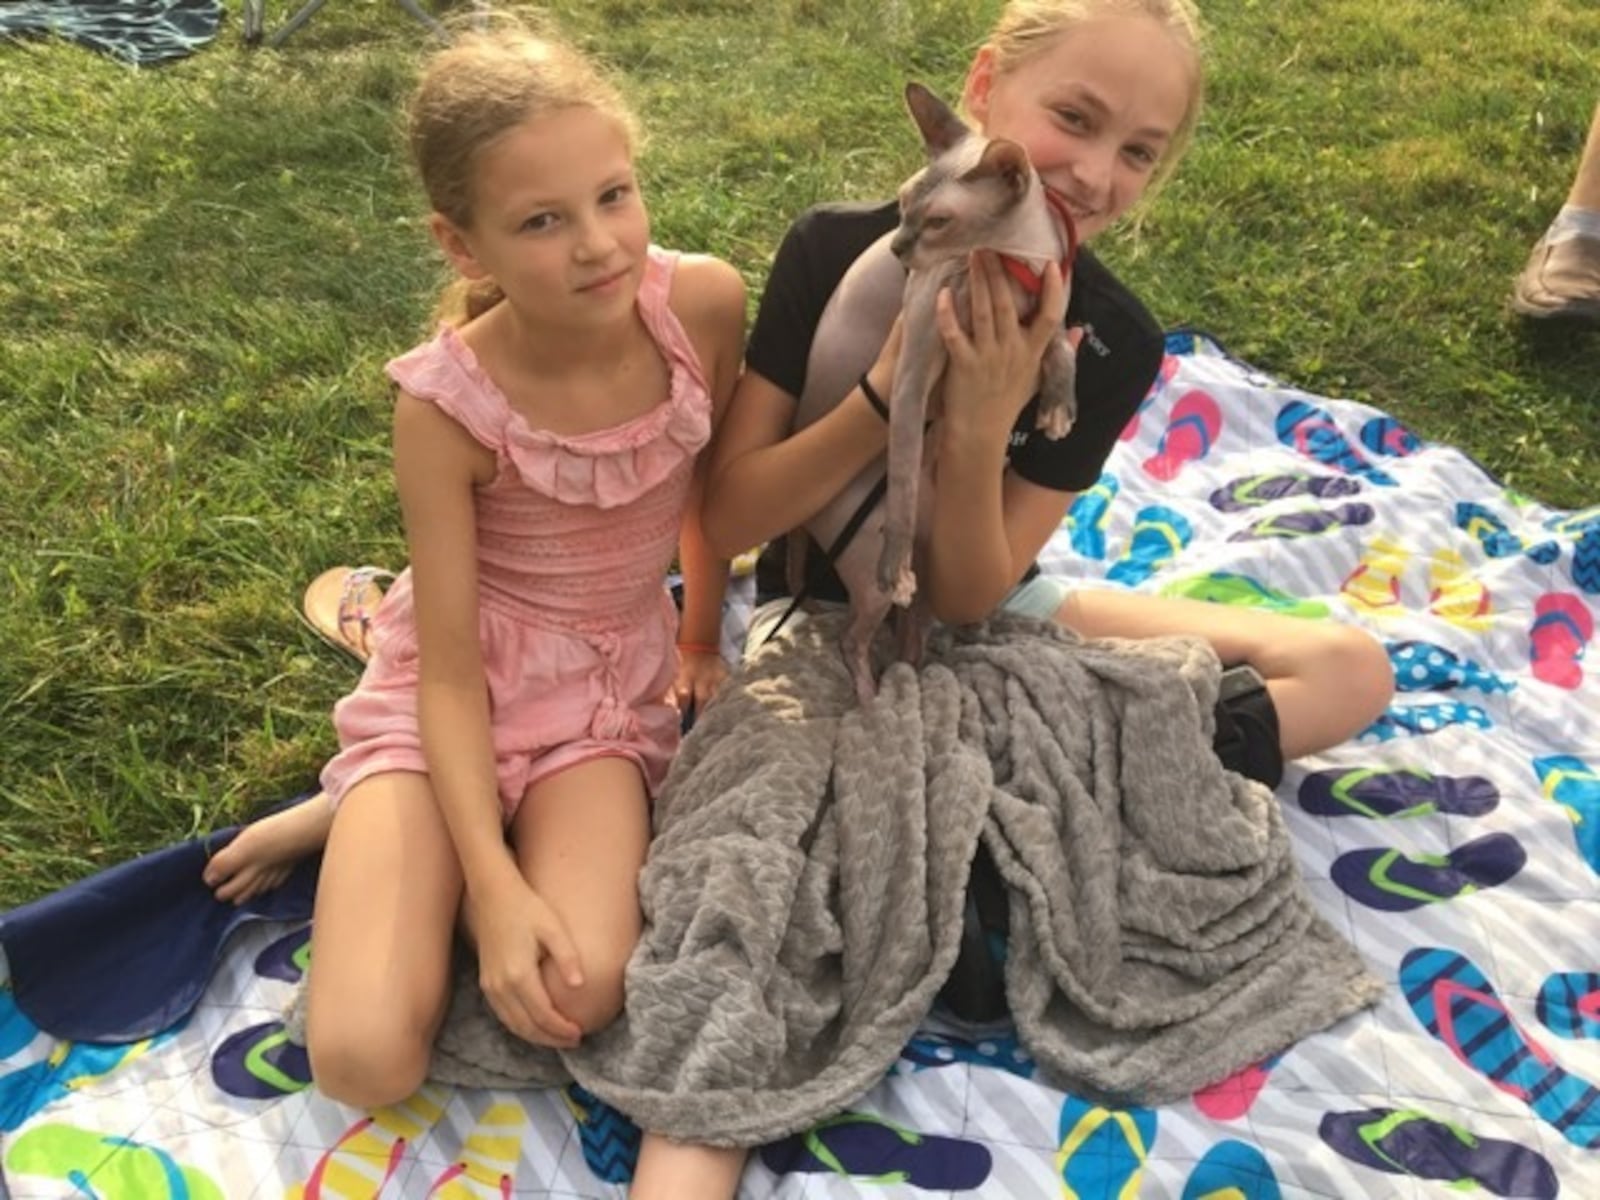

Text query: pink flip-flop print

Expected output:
[1121,354,1182,442]
[1142,390,1222,481]
[1530,592,1594,690]
[1193,1053,1282,1121]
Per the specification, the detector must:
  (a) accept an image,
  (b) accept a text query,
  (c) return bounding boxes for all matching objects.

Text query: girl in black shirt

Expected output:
[705,0,1394,784]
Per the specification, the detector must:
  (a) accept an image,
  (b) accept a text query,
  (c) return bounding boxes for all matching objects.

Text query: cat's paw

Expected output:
[1036,401,1075,440]
[878,535,914,599]
[1036,350,1078,440]
[891,565,918,608]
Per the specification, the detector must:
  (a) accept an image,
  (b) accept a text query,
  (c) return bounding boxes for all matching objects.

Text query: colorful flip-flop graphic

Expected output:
[1275,400,1395,485]
[1537,973,1600,1040]
[1401,947,1600,1149]
[899,1030,1036,1079]
[5,1122,225,1200]
[1208,472,1362,512]
[286,1086,446,1200]
[1066,472,1119,560]
[1573,525,1600,595]
[1160,572,1330,619]
[1548,509,1600,595]
[426,1100,524,1199]
[1331,832,1526,912]
[760,1111,991,1189]
[1533,754,1600,874]
[1388,639,1515,695]
[254,924,311,983]
[1,991,39,1059]
[0,1027,180,1132]
[1428,548,1494,631]
[210,1019,311,1099]
[1457,502,1562,564]
[1119,354,1179,442]
[1142,389,1221,481]
[1341,536,1410,614]
[1546,505,1600,537]
[1106,505,1193,586]
[1319,1106,1558,1199]
[1359,416,1422,458]
[291,1117,408,1200]
[1191,1054,1282,1121]
[1057,1096,1156,1200]
[1529,592,1593,690]
[1360,701,1492,742]
[1230,503,1374,542]
[565,1084,641,1184]
[1181,1139,1282,1200]
[1299,766,1498,819]
[1118,394,1155,443]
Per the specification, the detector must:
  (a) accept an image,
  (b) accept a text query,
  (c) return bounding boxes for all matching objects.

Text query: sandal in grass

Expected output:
[301,565,395,664]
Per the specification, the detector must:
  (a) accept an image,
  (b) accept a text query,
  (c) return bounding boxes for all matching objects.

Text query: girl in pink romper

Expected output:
[205,25,752,1199]
[319,253,712,812]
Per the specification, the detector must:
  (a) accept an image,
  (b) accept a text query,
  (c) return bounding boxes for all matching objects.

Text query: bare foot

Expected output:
[204,794,335,905]
[632,1136,746,1200]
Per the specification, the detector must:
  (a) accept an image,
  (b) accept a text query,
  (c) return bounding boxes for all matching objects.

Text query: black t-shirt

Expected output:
[749,200,1165,605]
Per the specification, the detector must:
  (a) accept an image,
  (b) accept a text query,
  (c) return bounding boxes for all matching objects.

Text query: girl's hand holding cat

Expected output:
[936,252,1068,446]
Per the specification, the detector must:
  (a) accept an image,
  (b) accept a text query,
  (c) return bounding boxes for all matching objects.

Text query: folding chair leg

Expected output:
[252,0,483,50]
[241,0,264,44]
[394,0,446,37]
[264,0,331,49]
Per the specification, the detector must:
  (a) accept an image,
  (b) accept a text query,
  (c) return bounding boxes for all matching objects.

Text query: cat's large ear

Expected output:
[964,138,1030,196]
[904,82,969,157]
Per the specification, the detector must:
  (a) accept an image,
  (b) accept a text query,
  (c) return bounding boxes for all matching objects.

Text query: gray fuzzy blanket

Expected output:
[294,612,1384,1145]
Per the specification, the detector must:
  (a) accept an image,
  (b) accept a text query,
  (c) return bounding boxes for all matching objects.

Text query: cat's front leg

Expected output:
[1035,330,1078,440]
[880,287,943,605]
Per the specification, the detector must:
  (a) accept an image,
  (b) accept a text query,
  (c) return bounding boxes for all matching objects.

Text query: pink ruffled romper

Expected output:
[319,247,711,819]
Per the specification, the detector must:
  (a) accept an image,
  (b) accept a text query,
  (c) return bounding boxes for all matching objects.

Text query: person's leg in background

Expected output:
[1055,589,1396,781]
[1513,102,1600,323]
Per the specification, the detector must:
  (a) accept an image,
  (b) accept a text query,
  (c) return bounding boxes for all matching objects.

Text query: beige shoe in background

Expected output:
[1512,234,1600,322]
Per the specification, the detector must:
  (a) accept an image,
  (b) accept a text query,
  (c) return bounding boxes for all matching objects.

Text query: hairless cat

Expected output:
[790,82,1078,704]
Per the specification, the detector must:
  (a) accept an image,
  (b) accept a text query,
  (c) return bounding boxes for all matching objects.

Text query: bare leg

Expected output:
[1055,590,1394,761]
[1565,103,1600,210]
[1513,104,1600,320]
[204,792,334,905]
[304,772,463,1110]
[631,1138,747,1200]
[506,755,651,1036]
[510,758,747,1196]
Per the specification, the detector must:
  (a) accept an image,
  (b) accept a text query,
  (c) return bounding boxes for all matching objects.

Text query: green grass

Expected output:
[2,0,1597,906]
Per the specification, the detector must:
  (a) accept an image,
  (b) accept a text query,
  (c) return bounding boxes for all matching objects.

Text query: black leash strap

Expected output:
[760,474,889,646]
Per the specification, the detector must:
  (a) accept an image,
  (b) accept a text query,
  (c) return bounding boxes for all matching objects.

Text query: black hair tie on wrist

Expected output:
[859,373,889,421]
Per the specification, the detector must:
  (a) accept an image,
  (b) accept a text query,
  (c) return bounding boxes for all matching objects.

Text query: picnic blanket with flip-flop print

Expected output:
[3,331,1599,1197]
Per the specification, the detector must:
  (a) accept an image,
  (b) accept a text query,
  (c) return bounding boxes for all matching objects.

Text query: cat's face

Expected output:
[889,84,1033,271]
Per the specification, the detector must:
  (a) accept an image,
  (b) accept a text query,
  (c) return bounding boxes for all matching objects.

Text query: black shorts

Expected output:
[1212,664,1285,790]
[939,668,1284,1024]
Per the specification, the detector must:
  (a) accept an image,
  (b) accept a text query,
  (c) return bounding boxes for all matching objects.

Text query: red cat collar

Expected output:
[996,186,1079,298]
